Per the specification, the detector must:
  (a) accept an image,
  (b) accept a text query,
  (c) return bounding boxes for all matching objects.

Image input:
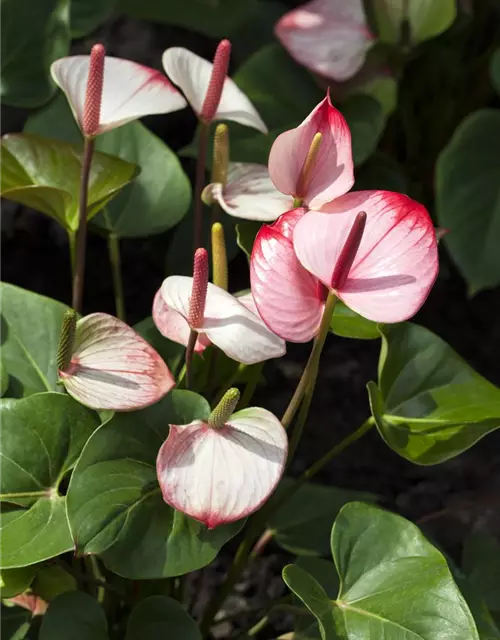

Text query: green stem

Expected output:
[281,293,337,430]
[239,363,263,409]
[194,122,210,252]
[0,490,48,500]
[72,137,95,314]
[107,234,126,321]
[86,556,106,605]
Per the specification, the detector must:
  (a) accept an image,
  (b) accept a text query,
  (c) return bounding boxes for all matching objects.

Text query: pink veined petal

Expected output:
[152,290,209,353]
[251,209,324,343]
[162,48,267,133]
[156,408,287,528]
[294,191,439,323]
[161,276,286,364]
[268,93,354,209]
[51,56,187,135]
[205,163,294,221]
[60,313,175,411]
[275,0,373,82]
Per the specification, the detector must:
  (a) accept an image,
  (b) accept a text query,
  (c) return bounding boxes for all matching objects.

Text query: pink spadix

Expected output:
[188,248,209,328]
[330,211,366,290]
[82,44,105,137]
[200,39,231,123]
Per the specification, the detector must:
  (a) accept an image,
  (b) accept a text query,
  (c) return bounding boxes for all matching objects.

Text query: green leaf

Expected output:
[341,95,385,166]
[354,152,408,194]
[331,502,479,639]
[25,95,191,238]
[70,0,116,37]
[1,133,137,232]
[236,221,262,258]
[373,0,456,45]
[39,592,108,640]
[0,0,70,108]
[32,565,77,602]
[451,564,500,640]
[490,49,500,97]
[134,317,185,377]
[369,322,500,465]
[462,534,500,615]
[1,604,32,640]
[0,566,38,599]
[267,479,376,557]
[283,564,338,640]
[125,596,201,640]
[1,283,69,397]
[436,109,500,294]
[1,357,9,397]
[66,391,243,578]
[0,393,100,568]
[330,302,380,340]
[120,0,261,39]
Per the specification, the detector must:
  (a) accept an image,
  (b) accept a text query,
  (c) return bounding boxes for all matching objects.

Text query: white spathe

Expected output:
[157,408,288,528]
[51,55,187,134]
[162,47,268,133]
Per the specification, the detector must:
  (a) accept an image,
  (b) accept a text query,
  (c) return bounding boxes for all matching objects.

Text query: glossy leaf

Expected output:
[267,479,376,557]
[39,592,108,640]
[0,393,100,568]
[436,109,500,294]
[32,565,77,602]
[1,133,136,232]
[1,0,70,107]
[341,95,385,166]
[462,534,500,615]
[331,502,478,639]
[125,596,201,640]
[25,95,191,238]
[1,358,9,397]
[1,283,69,397]
[70,0,116,38]
[0,566,37,599]
[330,302,380,340]
[66,391,243,578]
[373,0,456,44]
[369,323,500,464]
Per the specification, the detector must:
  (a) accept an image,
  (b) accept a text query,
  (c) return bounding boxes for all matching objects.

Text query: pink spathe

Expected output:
[156,408,287,528]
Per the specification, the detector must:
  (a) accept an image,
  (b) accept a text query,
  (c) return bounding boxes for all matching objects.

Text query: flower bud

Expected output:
[83,44,105,138]
[188,248,209,328]
[208,387,240,428]
[330,211,367,290]
[200,40,231,123]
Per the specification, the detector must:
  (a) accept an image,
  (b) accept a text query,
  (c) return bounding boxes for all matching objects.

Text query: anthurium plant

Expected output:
[1,1,500,639]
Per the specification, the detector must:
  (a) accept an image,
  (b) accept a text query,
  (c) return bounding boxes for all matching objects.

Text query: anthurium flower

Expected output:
[251,192,439,342]
[157,388,287,528]
[51,46,187,136]
[203,162,293,221]
[162,42,267,133]
[58,311,175,410]
[268,93,354,209]
[275,0,373,82]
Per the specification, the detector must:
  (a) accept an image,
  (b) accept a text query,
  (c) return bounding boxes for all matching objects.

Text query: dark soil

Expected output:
[2,12,500,639]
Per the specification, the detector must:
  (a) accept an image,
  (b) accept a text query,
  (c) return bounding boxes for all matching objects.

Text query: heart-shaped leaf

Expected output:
[66,390,243,578]
[39,592,108,640]
[436,109,500,294]
[0,393,100,568]
[267,480,376,557]
[373,0,456,45]
[0,566,38,599]
[330,303,380,340]
[368,322,500,464]
[462,534,500,616]
[1,0,70,108]
[70,0,115,38]
[341,95,385,166]
[125,596,201,640]
[1,133,137,233]
[25,96,191,238]
[1,283,69,398]
[330,502,478,639]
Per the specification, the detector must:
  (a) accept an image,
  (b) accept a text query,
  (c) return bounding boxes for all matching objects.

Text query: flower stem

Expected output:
[185,329,198,390]
[85,556,105,605]
[72,137,95,314]
[194,122,210,252]
[68,230,76,280]
[281,292,337,430]
[107,233,126,321]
